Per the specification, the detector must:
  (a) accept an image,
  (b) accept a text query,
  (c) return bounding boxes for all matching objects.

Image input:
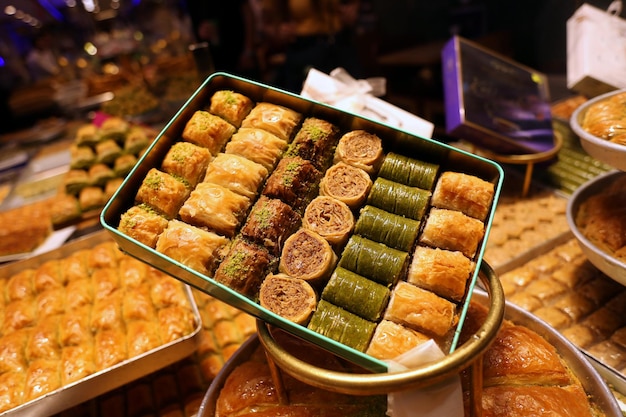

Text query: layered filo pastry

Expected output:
[208,90,254,128]
[420,208,485,259]
[284,117,340,170]
[262,156,321,212]
[203,153,268,199]
[182,110,236,155]
[319,162,372,210]
[278,228,337,286]
[178,182,250,237]
[225,127,288,171]
[240,102,302,142]
[161,141,212,188]
[459,301,601,417]
[118,204,169,248]
[135,168,190,219]
[214,237,276,298]
[156,219,230,276]
[431,171,495,222]
[333,130,384,175]
[240,195,302,255]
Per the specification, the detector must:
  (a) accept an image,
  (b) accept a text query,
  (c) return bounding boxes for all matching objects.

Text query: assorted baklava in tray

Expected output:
[102,73,504,371]
[0,230,201,417]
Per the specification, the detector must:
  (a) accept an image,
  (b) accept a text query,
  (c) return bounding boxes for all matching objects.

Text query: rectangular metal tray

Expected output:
[101,72,504,372]
[0,231,202,417]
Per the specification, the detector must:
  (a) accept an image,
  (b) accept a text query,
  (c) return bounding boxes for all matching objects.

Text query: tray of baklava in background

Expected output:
[101,72,504,372]
[0,231,201,417]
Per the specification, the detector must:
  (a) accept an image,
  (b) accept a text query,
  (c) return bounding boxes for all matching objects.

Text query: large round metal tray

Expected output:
[570,88,626,171]
[566,170,626,285]
[198,264,621,417]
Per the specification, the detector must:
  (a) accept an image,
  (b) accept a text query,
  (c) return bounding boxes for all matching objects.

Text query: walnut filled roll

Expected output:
[333,130,384,175]
[302,196,354,248]
[279,228,337,286]
[319,162,372,210]
[259,273,317,325]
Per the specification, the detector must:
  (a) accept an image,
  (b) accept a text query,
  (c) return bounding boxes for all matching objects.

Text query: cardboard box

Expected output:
[442,36,556,154]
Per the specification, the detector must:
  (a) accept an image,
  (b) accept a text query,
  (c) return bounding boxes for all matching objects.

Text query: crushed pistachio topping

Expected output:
[282,161,300,186]
[223,90,238,106]
[303,124,325,141]
[144,172,163,189]
[221,250,251,277]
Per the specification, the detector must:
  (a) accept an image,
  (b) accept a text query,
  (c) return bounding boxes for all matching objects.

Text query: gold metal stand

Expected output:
[257,262,505,414]
[467,132,563,197]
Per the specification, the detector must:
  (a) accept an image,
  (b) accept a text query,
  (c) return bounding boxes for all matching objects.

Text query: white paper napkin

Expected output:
[384,340,464,417]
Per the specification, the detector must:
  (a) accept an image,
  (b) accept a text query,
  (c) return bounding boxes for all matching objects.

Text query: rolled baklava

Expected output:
[319,162,372,210]
[378,152,440,191]
[367,177,431,221]
[302,196,354,248]
[308,300,376,352]
[338,235,408,287]
[321,267,390,322]
[279,228,337,286]
[259,273,317,325]
[354,205,420,252]
[333,130,384,175]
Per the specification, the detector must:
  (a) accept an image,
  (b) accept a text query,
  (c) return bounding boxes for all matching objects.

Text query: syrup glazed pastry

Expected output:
[213,237,276,298]
[319,162,372,210]
[259,273,317,325]
[178,182,251,237]
[431,171,495,222]
[135,168,190,219]
[302,195,354,248]
[155,219,229,276]
[182,110,236,155]
[284,117,340,171]
[278,228,337,286]
[161,141,212,188]
[203,153,268,200]
[118,205,169,248]
[208,90,254,128]
[240,102,302,142]
[224,127,288,171]
[333,129,384,175]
